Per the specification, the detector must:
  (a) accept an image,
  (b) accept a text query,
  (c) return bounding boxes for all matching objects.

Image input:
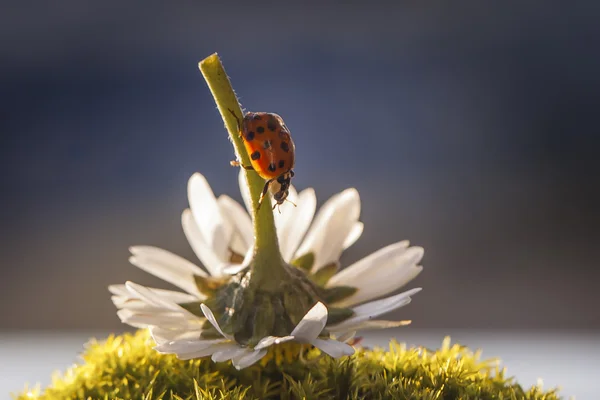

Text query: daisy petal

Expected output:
[178,342,240,361]
[290,302,328,342]
[311,338,355,357]
[254,335,294,350]
[108,284,128,296]
[281,188,316,262]
[115,282,199,305]
[274,185,298,230]
[328,320,412,334]
[212,347,249,362]
[200,303,234,340]
[218,195,253,255]
[238,169,253,215]
[274,185,299,257]
[327,242,423,307]
[296,188,360,272]
[182,209,227,277]
[342,222,364,250]
[232,349,268,369]
[328,288,421,332]
[125,281,194,314]
[335,331,356,343]
[130,246,207,277]
[150,327,202,345]
[154,338,227,353]
[188,173,232,262]
[118,310,194,329]
[129,255,202,298]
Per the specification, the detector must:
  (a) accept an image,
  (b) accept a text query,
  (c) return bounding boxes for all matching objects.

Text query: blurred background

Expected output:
[1,1,599,397]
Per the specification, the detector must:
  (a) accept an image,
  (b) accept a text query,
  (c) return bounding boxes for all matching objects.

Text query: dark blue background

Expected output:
[1,2,599,330]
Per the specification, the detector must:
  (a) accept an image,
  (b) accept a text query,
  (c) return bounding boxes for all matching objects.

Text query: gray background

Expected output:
[1,1,599,332]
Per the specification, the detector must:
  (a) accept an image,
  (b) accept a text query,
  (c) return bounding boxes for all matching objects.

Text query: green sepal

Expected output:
[250,295,275,347]
[216,270,253,336]
[310,262,339,286]
[290,252,315,272]
[326,307,355,325]
[283,288,311,326]
[321,286,358,304]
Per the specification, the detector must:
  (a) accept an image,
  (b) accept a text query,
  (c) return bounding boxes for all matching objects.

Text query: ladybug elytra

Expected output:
[230,111,296,211]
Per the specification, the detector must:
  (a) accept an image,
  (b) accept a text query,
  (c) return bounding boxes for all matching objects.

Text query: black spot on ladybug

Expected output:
[280,141,289,152]
[251,151,261,160]
[252,114,262,120]
[278,160,285,169]
[268,163,277,172]
[263,140,272,149]
[267,119,277,132]
[257,126,265,133]
[245,131,255,141]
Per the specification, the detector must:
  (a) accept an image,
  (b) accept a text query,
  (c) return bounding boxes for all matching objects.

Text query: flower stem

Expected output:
[198,54,285,288]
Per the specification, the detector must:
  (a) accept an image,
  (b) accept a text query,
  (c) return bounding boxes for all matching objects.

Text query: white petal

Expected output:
[211,347,249,363]
[178,342,240,360]
[329,320,411,334]
[290,302,328,342]
[254,335,294,350]
[328,288,421,332]
[220,243,254,275]
[280,188,316,262]
[113,282,198,305]
[274,185,298,252]
[182,209,227,277]
[238,169,253,216]
[108,284,128,296]
[200,303,234,340]
[154,338,227,353]
[335,331,356,343]
[327,243,423,307]
[218,195,253,255]
[296,188,361,271]
[124,281,196,316]
[116,309,147,328]
[311,338,355,358]
[342,222,364,250]
[112,296,170,311]
[188,173,232,262]
[232,349,268,369]
[118,310,195,329]
[130,246,207,277]
[128,250,204,298]
[150,327,202,345]
[139,288,199,305]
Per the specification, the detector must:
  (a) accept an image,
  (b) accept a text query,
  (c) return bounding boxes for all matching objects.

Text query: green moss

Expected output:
[16,330,561,400]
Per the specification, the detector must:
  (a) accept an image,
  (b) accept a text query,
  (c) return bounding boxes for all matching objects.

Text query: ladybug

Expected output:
[229,111,296,211]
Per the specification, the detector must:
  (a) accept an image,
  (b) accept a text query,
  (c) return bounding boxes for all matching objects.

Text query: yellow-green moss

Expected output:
[15,330,560,400]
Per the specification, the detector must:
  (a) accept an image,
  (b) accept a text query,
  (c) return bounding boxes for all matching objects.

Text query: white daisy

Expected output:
[110,171,423,369]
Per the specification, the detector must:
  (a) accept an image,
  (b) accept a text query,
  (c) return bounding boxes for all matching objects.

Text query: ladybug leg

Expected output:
[284,198,297,207]
[230,160,254,170]
[257,179,273,211]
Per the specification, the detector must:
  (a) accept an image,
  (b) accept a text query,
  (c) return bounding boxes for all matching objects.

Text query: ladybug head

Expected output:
[271,171,294,206]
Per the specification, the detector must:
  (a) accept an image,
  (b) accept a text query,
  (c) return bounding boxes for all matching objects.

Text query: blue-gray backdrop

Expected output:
[1,2,598,331]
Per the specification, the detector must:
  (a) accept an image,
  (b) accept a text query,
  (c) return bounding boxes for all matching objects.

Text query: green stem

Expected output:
[198,54,285,287]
